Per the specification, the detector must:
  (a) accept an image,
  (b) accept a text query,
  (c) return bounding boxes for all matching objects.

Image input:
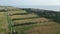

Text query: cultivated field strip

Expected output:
[11,14,39,19]
[12,17,40,21]
[11,13,31,15]
[8,10,27,15]
[12,18,49,25]
[13,22,38,26]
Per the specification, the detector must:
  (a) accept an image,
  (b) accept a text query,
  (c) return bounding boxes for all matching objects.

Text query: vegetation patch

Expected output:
[0,29,6,33]
[12,17,40,21]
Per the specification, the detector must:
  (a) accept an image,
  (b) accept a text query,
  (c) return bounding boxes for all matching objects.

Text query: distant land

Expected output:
[0,6,60,11]
[15,6,60,11]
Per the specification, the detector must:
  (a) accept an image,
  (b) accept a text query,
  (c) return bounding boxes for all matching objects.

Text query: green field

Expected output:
[15,22,60,34]
[0,12,8,34]
[0,8,60,34]
[8,10,27,14]
[11,14,39,19]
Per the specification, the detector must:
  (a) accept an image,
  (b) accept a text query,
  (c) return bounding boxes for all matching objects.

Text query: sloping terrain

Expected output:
[8,9,60,34]
[22,8,60,23]
[0,6,60,34]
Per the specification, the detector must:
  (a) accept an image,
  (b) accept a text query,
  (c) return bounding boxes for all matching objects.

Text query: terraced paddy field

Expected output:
[9,10,60,34]
[0,9,60,34]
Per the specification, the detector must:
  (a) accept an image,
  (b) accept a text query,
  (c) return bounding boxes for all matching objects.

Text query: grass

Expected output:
[13,18,41,25]
[12,17,40,21]
[0,9,60,34]
[0,12,8,34]
[0,29,6,32]
[14,22,60,34]
[8,10,27,14]
[52,31,60,34]
[13,18,49,25]
[11,14,39,19]
[15,23,37,34]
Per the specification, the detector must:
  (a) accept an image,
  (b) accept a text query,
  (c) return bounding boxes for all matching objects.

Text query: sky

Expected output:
[0,0,60,11]
[0,0,60,6]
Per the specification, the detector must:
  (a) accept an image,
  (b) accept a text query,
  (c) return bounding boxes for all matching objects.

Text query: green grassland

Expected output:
[0,7,60,34]
[8,10,27,14]
[0,12,8,34]
[15,22,60,34]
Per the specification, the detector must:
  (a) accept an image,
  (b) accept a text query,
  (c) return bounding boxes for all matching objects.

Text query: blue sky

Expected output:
[0,0,60,11]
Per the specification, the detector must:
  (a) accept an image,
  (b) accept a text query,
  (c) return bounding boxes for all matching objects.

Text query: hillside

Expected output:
[0,6,60,34]
[0,6,21,11]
